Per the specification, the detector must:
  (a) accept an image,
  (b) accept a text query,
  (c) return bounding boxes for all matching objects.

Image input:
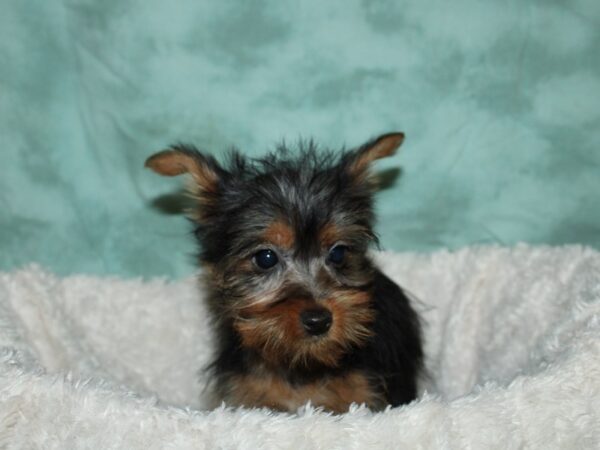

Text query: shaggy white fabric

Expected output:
[0,245,598,449]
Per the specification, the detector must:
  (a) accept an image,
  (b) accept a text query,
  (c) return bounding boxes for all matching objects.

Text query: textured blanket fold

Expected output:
[0,245,598,449]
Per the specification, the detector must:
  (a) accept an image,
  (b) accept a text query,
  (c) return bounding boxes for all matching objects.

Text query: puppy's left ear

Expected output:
[346,132,404,179]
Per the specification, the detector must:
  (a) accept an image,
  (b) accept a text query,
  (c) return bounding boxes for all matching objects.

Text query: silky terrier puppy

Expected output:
[145,132,423,413]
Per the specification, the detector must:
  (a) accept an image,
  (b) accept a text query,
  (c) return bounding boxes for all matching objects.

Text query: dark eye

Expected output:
[253,249,279,269]
[328,245,347,265]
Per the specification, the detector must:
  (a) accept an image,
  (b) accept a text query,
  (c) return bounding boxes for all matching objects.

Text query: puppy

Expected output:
[145,132,423,413]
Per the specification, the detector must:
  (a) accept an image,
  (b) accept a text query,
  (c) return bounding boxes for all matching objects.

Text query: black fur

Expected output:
[191,143,377,265]
[354,270,423,405]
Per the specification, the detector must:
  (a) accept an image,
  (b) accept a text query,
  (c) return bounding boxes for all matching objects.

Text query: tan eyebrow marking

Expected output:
[318,222,341,248]
[263,220,295,250]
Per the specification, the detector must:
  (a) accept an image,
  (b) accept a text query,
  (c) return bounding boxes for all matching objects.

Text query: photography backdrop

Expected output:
[1,0,599,278]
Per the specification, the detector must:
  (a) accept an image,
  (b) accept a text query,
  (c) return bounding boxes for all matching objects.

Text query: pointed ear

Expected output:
[347,132,404,178]
[145,145,221,194]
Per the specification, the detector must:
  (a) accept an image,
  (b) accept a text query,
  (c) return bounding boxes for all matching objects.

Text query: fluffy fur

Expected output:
[145,133,423,412]
[0,246,598,448]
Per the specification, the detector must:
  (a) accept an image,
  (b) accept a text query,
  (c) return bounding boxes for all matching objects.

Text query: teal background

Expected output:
[1,0,599,279]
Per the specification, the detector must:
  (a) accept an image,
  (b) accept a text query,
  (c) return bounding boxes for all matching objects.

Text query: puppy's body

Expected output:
[146,133,423,413]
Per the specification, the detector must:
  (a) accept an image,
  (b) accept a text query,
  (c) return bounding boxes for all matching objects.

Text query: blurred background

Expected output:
[1,0,599,278]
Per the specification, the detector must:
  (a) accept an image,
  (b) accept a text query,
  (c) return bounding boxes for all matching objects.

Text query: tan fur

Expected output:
[318,222,340,248]
[323,290,374,350]
[318,222,374,249]
[263,220,295,250]
[233,290,374,369]
[226,368,384,413]
[235,297,310,365]
[145,150,219,193]
[348,132,404,177]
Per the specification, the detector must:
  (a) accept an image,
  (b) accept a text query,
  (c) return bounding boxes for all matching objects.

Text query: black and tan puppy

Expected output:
[145,133,422,413]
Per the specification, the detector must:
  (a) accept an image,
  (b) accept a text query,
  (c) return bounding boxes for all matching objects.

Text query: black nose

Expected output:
[300,308,332,336]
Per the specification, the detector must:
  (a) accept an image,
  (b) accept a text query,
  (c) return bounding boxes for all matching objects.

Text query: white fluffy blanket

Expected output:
[0,245,598,449]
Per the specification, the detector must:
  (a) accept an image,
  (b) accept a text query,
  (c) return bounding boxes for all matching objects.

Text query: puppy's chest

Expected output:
[225,369,384,413]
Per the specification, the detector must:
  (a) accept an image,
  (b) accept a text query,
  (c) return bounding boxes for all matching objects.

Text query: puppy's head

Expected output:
[146,133,404,369]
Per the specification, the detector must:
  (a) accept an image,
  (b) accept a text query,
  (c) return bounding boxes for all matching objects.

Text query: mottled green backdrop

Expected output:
[1,0,599,278]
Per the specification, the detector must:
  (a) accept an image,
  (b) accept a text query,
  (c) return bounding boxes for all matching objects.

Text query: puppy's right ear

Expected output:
[145,145,222,195]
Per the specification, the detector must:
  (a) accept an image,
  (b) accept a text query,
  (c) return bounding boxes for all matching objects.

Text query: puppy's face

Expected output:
[215,209,376,370]
[146,133,404,369]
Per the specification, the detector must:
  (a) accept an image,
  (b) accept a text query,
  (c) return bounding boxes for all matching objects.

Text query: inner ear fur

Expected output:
[145,145,221,194]
[347,132,404,178]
